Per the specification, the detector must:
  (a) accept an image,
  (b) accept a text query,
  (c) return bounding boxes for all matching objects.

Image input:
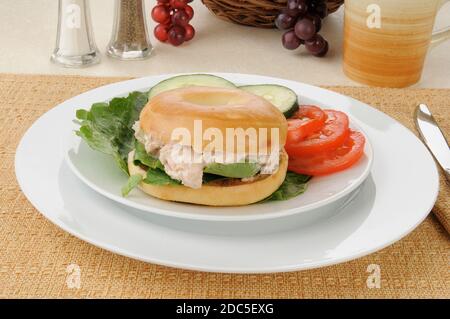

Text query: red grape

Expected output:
[297,0,308,16]
[286,0,308,17]
[152,0,195,45]
[310,1,328,19]
[286,0,300,17]
[294,18,316,40]
[172,9,189,26]
[184,5,194,20]
[307,14,322,32]
[314,40,329,57]
[305,34,326,54]
[154,24,169,42]
[184,24,195,41]
[169,0,186,9]
[282,30,303,50]
[151,5,170,23]
[278,0,330,57]
[283,0,308,18]
[275,13,296,30]
[168,25,186,46]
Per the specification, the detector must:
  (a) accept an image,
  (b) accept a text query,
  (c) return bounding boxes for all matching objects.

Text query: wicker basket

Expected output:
[201,0,344,28]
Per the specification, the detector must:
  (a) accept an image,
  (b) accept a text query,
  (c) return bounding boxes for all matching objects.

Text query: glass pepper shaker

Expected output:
[106,0,153,60]
[51,0,100,67]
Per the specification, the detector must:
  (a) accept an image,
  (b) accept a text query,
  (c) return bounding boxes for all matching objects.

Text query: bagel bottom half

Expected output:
[127,150,288,206]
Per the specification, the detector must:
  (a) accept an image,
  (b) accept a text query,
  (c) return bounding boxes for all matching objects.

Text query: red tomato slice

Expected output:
[287,105,327,142]
[288,130,366,176]
[286,110,350,156]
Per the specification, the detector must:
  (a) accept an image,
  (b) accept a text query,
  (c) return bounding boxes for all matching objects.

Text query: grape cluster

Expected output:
[151,0,195,46]
[275,0,329,57]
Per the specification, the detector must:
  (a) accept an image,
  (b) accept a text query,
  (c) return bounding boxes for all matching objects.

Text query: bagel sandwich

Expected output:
[128,86,289,206]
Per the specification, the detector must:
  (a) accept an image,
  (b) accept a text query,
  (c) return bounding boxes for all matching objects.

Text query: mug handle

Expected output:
[430,0,450,48]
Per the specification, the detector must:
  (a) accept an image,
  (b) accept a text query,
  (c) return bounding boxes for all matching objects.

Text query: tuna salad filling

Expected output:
[133,121,280,189]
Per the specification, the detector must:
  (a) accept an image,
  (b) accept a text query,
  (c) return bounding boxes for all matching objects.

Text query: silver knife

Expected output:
[414,103,450,182]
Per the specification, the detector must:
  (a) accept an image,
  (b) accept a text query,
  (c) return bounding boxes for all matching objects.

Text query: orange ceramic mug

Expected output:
[343,0,450,88]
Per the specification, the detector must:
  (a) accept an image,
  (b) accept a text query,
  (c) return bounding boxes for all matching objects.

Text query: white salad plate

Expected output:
[15,73,439,273]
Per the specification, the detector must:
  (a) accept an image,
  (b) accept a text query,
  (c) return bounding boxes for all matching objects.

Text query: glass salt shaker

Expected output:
[51,0,100,67]
[106,0,153,60]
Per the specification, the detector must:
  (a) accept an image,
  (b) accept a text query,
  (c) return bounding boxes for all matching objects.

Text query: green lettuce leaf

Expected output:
[133,141,164,170]
[121,174,143,197]
[260,171,311,202]
[143,168,181,185]
[133,141,179,186]
[204,162,261,178]
[75,91,148,175]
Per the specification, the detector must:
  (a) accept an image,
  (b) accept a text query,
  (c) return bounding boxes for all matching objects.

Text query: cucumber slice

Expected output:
[240,84,299,118]
[148,74,236,99]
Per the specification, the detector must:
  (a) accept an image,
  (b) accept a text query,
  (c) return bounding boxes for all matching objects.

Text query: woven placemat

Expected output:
[0,74,448,298]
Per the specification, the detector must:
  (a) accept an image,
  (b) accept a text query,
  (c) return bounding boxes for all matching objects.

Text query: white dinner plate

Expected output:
[64,78,373,222]
[15,73,439,273]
